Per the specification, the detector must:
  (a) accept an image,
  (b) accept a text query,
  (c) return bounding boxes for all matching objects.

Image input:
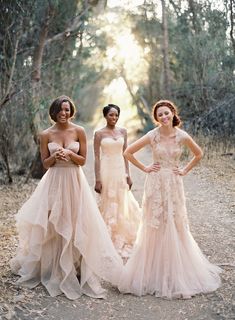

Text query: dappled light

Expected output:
[0,1,234,319]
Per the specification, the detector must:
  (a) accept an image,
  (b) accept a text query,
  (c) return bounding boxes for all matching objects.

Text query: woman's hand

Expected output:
[62,148,73,161]
[95,181,102,193]
[126,176,133,190]
[173,167,187,176]
[144,162,161,173]
[54,148,70,161]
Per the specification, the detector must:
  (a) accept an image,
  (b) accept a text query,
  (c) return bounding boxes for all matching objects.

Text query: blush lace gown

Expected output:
[118,128,222,298]
[97,137,141,258]
[11,142,123,300]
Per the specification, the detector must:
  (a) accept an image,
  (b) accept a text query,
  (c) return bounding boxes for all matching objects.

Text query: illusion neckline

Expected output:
[101,136,124,142]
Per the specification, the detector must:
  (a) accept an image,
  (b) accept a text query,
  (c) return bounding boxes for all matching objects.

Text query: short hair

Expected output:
[152,100,181,127]
[103,104,120,117]
[49,95,76,122]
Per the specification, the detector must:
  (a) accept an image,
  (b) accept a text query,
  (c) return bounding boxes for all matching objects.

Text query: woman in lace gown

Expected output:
[11,96,123,300]
[94,104,141,258]
[118,100,221,299]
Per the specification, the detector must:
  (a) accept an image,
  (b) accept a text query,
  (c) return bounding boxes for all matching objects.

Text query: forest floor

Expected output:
[0,130,234,320]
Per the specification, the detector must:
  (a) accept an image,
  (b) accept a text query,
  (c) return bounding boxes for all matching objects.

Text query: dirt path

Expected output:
[0,130,234,320]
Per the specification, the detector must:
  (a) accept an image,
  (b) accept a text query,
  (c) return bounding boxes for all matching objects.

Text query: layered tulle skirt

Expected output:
[118,169,222,298]
[11,164,123,300]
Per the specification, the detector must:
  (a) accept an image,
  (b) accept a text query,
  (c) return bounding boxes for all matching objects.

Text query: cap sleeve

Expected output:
[146,128,159,145]
[176,128,190,144]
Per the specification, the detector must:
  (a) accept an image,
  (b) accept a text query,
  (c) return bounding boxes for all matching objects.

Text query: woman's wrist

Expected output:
[142,165,148,172]
[67,150,73,158]
[182,167,189,175]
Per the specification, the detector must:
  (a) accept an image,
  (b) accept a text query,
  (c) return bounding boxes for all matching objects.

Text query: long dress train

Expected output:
[11,142,123,300]
[97,137,141,258]
[118,128,221,298]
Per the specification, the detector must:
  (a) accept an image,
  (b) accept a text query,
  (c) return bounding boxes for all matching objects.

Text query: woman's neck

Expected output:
[54,121,70,130]
[159,125,175,136]
[106,124,116,130]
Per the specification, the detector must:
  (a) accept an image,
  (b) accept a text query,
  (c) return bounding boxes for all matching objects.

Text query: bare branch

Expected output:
[168,0,181,16]
[0,37,19,109]
[45,5,91,47]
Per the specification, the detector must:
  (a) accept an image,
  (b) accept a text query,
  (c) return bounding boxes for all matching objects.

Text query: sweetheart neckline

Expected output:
[48,141,79,149]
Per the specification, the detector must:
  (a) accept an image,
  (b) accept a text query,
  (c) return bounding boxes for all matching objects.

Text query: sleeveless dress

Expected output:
[118,128,222,298]
[11,142,123,300]
[97,137,141,258]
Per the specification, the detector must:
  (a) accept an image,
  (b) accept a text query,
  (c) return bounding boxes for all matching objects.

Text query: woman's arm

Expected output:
[93,130,102,193]
[174,134,203,176]
[124,134,160,173]
[122,128,132,189]
[39,131,57,169]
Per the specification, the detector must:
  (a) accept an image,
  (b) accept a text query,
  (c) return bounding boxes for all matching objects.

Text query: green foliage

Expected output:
[126,0,235,138]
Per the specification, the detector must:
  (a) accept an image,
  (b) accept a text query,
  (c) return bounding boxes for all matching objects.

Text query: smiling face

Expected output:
[49,96,76,122]
[56,101,71,123]
[105,107,119,126]
[156,106,174,127]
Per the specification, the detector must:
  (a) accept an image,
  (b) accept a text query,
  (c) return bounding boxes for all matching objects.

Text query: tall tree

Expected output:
[161,0,171,97]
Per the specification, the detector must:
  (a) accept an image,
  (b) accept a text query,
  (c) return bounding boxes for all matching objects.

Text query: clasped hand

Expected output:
[54,147,72,162]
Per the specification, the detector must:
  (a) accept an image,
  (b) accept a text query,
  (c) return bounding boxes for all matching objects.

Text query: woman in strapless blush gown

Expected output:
[94,104,141,259]
[10,96,123,300]
[118,100,222,299]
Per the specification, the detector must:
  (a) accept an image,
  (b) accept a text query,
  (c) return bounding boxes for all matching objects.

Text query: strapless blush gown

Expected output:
[11,142,123,300]
[97,137,141,258]
[118,128,222,298]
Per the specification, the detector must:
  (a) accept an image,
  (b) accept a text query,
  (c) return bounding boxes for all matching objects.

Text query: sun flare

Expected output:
[94,9,148,129]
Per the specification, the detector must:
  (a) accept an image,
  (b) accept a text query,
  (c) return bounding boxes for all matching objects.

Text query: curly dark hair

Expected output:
[152,100,181,127]
[49,95,76,122]
[103,104,120,117]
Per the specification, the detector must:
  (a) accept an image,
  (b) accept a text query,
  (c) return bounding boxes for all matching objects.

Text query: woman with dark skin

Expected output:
[94,104,141,258]
[118,100,221,298]
[11,96,122,300]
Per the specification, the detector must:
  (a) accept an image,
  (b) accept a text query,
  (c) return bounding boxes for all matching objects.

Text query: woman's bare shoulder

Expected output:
[71,123,86,134]
[39,126,54,138]
[94,127,108,137]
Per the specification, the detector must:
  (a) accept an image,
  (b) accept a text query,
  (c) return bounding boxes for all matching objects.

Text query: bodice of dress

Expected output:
[148,128,187,169]
[48,142,80,167]
[100,137,124,160]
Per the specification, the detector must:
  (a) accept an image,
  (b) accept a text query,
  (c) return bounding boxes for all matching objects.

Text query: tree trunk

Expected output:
[121,71,151,128]
[29,5,55,179]
[31,5,54,143]
[229,0,235,54]
[161,0,171,97]
[188,0,200,34]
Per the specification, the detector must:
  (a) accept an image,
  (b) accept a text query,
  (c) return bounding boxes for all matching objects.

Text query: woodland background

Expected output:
[0,0,234,183]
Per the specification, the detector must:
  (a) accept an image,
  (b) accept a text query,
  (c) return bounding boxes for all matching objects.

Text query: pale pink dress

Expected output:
[97,137,141,258]
[118,128,222,298]
[11,142,123,300]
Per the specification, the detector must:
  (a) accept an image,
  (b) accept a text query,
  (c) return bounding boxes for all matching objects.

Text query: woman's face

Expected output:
[156,106,174,126]
[105,107,119,126]
[56,101,71,123]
